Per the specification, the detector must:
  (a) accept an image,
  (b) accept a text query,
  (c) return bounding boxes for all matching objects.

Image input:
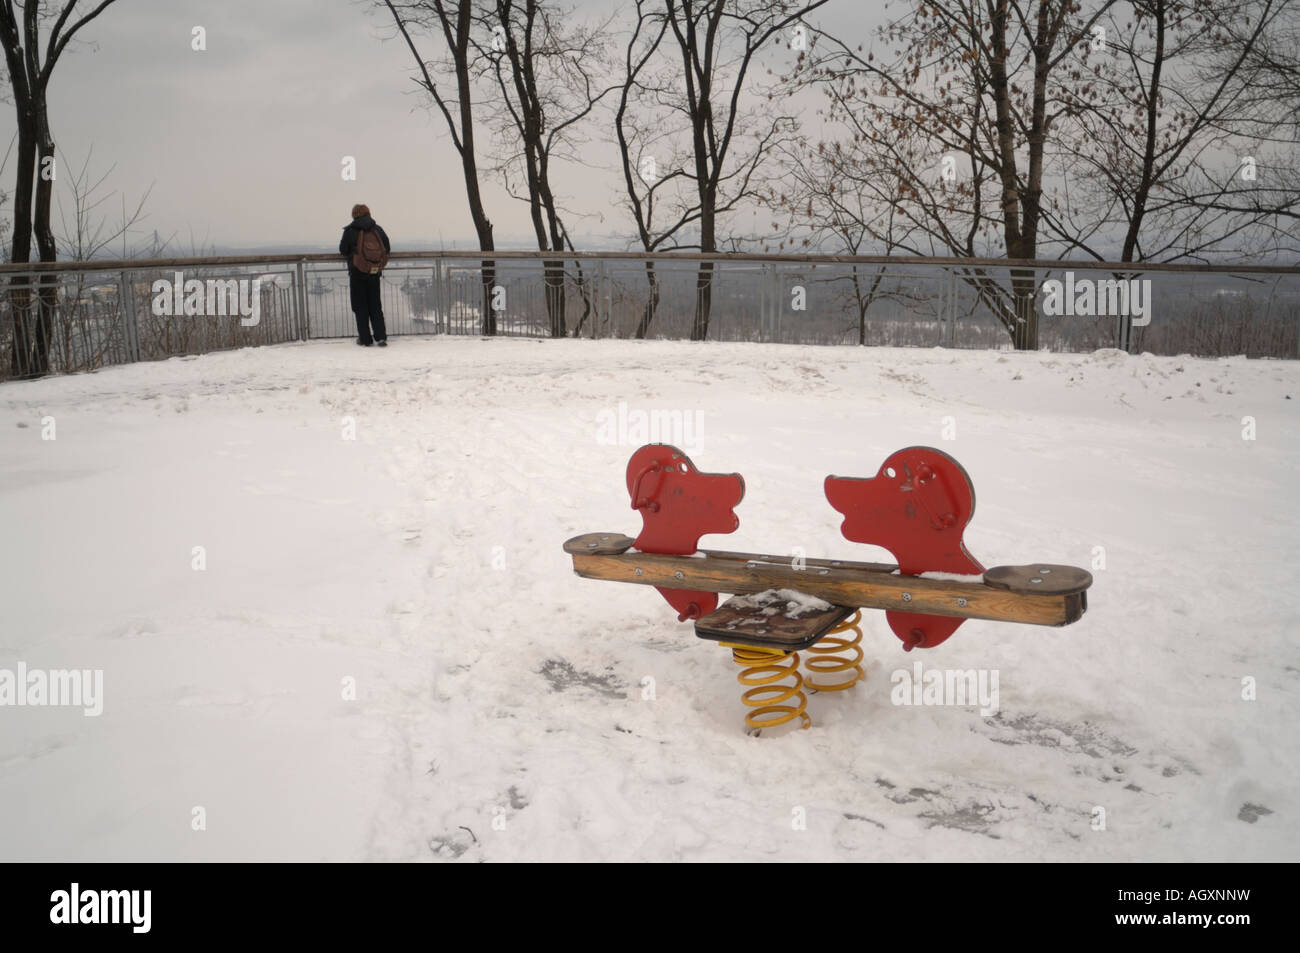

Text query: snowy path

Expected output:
[1,337,1296,860]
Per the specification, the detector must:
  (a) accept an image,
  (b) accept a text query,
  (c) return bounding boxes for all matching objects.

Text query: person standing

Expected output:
[339,204,391,346]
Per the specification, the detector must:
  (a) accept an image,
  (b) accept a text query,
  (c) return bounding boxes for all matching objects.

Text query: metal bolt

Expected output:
[746,562,757,569]
[674,570,684,580]
[957,597,968,607]
[818,569,829,575]
[587,542,598,548]
[1030,577,1042,584]
[902,592,912,602]
[756,628,767,634]
[634,568,643,576]
[1039,568,1052,574]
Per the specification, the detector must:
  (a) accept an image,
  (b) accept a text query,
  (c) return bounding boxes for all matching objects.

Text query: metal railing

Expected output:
[1,250,1296,380]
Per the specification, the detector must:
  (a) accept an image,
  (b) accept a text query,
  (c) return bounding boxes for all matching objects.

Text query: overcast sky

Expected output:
[0,0,875,253]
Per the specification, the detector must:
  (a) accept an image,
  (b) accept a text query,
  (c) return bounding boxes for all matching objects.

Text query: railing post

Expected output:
[294,259,309,341]
[944,268,957,347]
[592,258,603,340]
[118,270,140,363]
[770,263,780,343]
[764,263,774,343]
[769,263,778,342]
[291,261,301,340]
[435,260,446,334]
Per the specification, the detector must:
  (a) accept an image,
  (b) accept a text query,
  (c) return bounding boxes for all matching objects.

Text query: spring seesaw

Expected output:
[563,444,1092,734]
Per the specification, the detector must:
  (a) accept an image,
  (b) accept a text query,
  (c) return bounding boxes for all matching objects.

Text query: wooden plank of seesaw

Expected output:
[562,534,899,574]
[698,548,900,574]
[569,551,1076,627]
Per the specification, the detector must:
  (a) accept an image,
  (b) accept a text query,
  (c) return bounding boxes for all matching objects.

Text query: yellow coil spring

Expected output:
[802,611,865,693]
[723,643,810,733]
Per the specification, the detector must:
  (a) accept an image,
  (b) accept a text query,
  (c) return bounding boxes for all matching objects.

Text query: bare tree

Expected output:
[653,0,831,340]
[475,0,615,337]
[767,134,927,344]
[789,0,1299,350]
[1052,0,1300,264]
[665,0,831,340]
[0,0,124,377]
[54,148,150,261]
[382,0,498,334]
[789,0,1118,349]
[612,0,700,338]
[40,149,150,372]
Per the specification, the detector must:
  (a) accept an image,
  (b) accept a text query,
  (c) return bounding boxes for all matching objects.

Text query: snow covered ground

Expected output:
[1,337,1296,861]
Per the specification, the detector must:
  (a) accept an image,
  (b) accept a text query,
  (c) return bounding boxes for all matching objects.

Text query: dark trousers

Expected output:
[349,272,387,343]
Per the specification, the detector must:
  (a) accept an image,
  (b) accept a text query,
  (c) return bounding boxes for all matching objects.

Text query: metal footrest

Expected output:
[694,590,855,651]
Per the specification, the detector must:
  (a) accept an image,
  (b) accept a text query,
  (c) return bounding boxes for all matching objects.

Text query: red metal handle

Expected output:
[629,462,663,512]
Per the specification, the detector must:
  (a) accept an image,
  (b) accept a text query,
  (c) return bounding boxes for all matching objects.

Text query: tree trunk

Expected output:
[480,255,496,337]
[691,262,714,341]
[634,260,661,339]
[447,1,496,336]
[462,106,495,335]
[466,183,496,337]
[851,267,865,345]
[29,118,58,377]
[543,259,565,337]
[7,123,36,378]
[691,203,715,341]
[542,188,567,338]
[1010,267,1039,351]
[2,0,125,376]
[568,263,592,337]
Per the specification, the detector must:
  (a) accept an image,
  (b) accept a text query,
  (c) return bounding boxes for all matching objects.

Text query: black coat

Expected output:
[340,214,391,276]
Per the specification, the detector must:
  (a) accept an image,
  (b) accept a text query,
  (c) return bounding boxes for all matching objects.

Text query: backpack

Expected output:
[352,226,389,274]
